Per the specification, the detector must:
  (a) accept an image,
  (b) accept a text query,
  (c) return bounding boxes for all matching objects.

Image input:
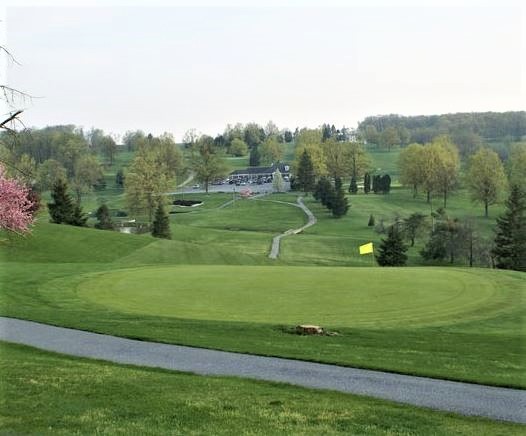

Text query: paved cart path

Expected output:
[1,317,525,424]
[267,197,317,259]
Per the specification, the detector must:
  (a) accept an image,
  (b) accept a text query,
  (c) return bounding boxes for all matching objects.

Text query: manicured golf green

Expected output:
[75,266,506,328]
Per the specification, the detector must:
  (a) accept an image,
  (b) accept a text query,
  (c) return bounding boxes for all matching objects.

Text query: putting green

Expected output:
[73,266,509,328]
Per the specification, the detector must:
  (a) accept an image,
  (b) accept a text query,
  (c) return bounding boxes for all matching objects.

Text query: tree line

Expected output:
[399,137,526,216]
[359,111,526,147]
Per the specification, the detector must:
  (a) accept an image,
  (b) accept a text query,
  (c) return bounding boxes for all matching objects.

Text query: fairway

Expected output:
[75,266,506,328]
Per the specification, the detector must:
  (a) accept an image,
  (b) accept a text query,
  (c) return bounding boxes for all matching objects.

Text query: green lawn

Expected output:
[3,343,522,435]
[2,154,525,433]
[75,266,509,329]
[1,220,524,388]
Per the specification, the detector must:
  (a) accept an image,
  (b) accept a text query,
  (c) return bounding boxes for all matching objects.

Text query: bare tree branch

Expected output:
[0,110,23,131]
[0,46,21,66]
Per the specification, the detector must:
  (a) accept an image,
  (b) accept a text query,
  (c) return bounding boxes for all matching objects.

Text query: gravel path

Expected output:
[1,317,524,423]
[268,197,317,259]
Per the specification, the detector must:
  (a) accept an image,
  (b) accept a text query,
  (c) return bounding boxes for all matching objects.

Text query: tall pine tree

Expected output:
[249,145,261,166]
[377,223,408,266]
[349,176,358,194]
[296,149,316,193]
[69,203,88,227]
[48,179,74,224]
[492,185,526,271]
[151,203,172,239]
[95,204,114,230]
[331,177,349,218]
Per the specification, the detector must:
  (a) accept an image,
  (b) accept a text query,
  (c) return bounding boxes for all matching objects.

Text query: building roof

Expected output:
[230,162,291,176]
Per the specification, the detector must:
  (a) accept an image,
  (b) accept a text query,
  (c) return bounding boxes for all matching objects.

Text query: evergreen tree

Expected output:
[421,211,464,263]
[314,177,332,207]
[48,179,74,224]
[377,223,408,266]
[372,175,380,194]
[492,185,526,271]
[95,204,114,230]
[296,149,316,193]
[381,174,391,194]
[368,214,375,227]
[330,177,349,218]
[249,145,261,166]
[349,176,358,194]
[313,178,323,201]
[364,173,371,194]
[69,203,88,227]
[151,203,171,239]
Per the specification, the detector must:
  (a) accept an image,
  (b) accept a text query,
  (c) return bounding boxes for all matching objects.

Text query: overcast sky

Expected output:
[2,1,525,140]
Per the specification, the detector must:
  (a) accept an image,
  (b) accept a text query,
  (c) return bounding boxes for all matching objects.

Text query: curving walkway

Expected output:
[1,317,524,424]
[268,196,317,259]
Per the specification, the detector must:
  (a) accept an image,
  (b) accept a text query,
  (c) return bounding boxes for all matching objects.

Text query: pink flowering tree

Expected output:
[0,164,34,233]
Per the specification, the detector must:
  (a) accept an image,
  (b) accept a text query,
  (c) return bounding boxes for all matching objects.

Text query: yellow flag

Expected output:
[359,242,373,255]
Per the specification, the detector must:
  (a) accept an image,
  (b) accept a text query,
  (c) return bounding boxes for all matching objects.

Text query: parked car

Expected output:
[192,184,200,189]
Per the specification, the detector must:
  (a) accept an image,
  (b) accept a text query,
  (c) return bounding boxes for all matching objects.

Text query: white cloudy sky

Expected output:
[2,0,525,140]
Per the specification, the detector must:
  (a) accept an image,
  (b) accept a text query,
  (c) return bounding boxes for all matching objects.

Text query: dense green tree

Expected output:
[260,136,283,164]
[358,112,526,143]
[398,143,426,197]
[296,150,316,193]
[72,154,104,203]
[508,143,526,188]
[421,211,464,263]
[249,145,261,166]
[466,148,508,217]
[380,174,391,194]
[69,203,88,227]
[36,159,67,192]
[349,176,358,194]
[330,177,349,218]
[294,128,327,177]
[323,138,349,179]
[229,138,248,157]
[377,223,408,266]
[283,130,293,143]
[430,136,460,208]
[372,175,379,193]
[244,123,265,148]
[492,185,526,271]
[95,204,114,230]
[190,136,229,194]
[151,203,171,239]
[125,151,171,222]
[47,179,74,224]
[347,142,371,179]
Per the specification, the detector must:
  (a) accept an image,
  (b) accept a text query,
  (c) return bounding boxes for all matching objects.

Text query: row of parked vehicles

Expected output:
[191,175,289,189]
